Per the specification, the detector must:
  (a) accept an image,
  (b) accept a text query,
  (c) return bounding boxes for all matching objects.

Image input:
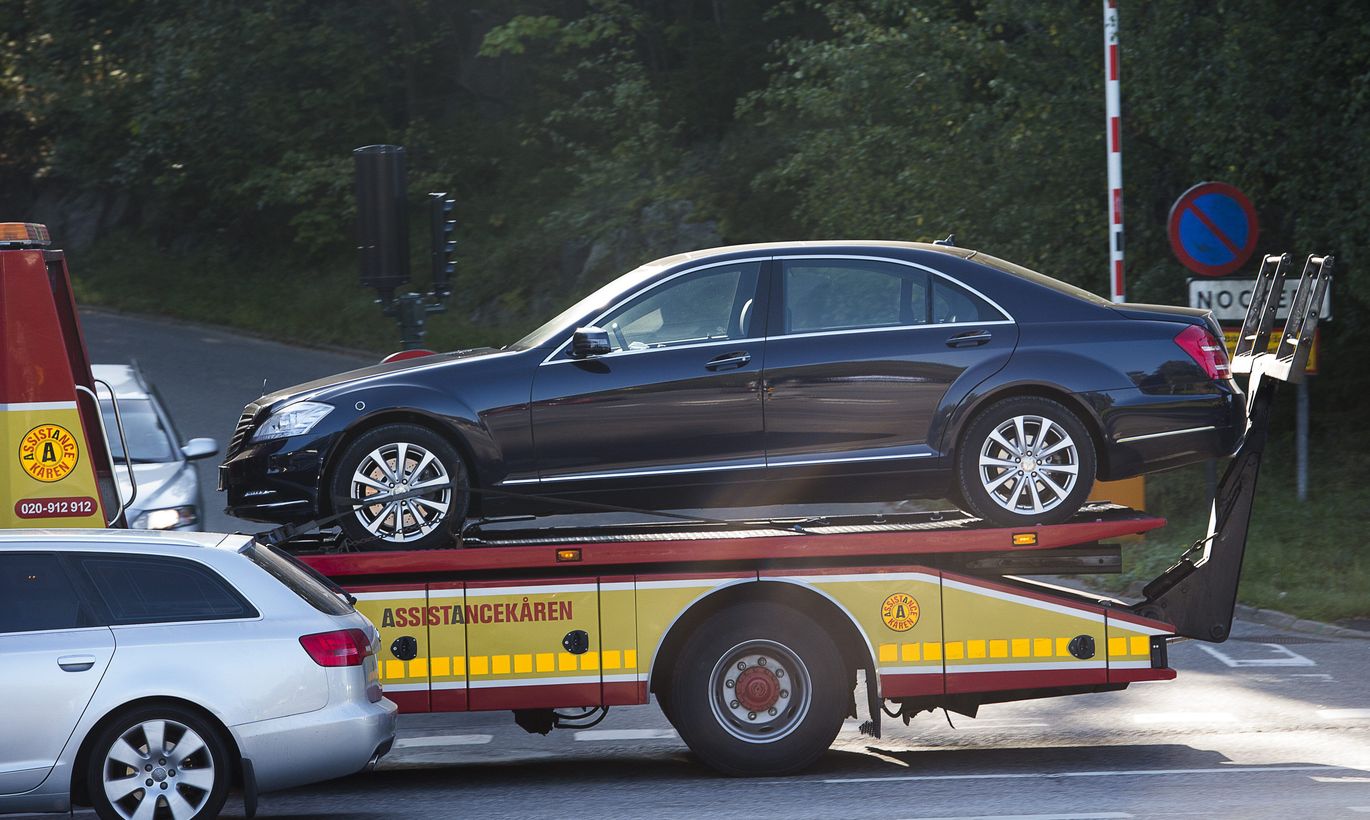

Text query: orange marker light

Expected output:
[1012,532,1038,546]
[556,548,582,562]
[0,223,51,245]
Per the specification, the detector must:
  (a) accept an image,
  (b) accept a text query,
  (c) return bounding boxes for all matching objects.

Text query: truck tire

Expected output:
[330,423,469,550]
[86,703,231,820]
[667,602,847,776]
[955,395,1097,526]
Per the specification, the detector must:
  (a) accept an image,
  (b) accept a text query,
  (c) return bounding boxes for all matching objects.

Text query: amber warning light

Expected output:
[556,548,582,563]
[0,223,51,247]
[1012,532,1038,546]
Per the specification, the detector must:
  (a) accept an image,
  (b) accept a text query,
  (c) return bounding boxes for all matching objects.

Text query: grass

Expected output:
[68,234,1369,622]
[1091,408,1370,623]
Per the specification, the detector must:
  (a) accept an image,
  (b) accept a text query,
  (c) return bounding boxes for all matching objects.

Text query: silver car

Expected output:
[92,364,218,531]
[0,530,396,819]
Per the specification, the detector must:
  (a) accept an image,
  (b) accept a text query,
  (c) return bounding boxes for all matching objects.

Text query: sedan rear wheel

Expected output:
[331,423,469,550]
[956,396,1097,526]
[87,705,230,820]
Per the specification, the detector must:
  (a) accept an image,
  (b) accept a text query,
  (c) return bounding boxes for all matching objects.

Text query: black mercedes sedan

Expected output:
[221,241,1243,549]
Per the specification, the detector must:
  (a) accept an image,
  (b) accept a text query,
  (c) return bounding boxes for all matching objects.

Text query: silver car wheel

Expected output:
[350,442,453,544]
[978,414,1080,515]
[101,719,216,820]
[708,639,812,744]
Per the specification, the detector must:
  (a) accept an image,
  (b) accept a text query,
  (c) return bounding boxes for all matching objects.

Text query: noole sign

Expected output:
[1188,278,1332,324]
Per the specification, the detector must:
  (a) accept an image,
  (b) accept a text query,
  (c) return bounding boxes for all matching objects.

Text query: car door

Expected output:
[530,259,766,486]
[0,551,115,795]
[762,256,1017,476]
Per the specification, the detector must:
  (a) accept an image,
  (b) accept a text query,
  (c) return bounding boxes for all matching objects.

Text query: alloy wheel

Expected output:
[977,414,1080,516]
[349,441,453,544]
[101,719,216,820]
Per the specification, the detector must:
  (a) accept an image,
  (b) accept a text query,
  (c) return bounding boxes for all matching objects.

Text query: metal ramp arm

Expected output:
[1132,254,1333,641]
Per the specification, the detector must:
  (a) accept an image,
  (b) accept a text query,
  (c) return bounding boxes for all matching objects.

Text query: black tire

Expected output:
[86,703,231,820]
[329,423,469,550]
[955,395,1097,526]
[667,602,848,777]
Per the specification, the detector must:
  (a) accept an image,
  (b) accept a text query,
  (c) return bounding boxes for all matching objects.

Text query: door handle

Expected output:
[946,330,992,348]
[705,351,752,371]
[58,655,96,672]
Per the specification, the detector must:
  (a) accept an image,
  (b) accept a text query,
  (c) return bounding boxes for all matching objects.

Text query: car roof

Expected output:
[91,364,151,400]
[0,529,254,553]
[643,240,977,270]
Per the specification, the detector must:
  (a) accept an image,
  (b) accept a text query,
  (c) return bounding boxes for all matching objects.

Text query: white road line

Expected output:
[1349,807,1370,813]
[894,814,1133,820]
[394,734,493,748]
[1318,709,1370,719]
[1132,711,1238,725]
[956,722,1051,730]
[817,764,1348,784]
[1198,643,1316,668]
[574,729,679,742]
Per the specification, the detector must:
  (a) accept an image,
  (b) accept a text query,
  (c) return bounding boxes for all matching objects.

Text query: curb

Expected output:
[1234,603,1370,639]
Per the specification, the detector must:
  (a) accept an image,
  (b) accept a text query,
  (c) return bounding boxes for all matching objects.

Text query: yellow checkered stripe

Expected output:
[877,635,1151,664]
[379,649,638,681]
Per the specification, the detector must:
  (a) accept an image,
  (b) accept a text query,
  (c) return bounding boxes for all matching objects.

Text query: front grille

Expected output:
[228,402,261,455]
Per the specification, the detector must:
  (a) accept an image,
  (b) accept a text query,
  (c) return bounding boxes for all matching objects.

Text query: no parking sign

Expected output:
[1167,182,1259,277]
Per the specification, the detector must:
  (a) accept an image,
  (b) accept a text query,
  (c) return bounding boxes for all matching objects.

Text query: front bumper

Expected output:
[220,432,340,523]
[233,695,398,793]
[1088,384,1244,480]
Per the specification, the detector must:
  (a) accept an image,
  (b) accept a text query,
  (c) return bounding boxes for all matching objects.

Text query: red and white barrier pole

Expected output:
[1104,0,1124,303]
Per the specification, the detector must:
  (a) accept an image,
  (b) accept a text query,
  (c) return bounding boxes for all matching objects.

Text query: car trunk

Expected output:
[1113,303,1223,337]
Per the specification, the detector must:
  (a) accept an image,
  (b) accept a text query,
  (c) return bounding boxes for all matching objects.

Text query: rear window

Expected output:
[246,543,353,616]
[76,555,257,625]
[967,251,1113,306]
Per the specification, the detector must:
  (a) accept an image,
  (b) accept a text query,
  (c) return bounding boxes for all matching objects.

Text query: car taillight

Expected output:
[1174,324,1230,380]
[299,628,373,667]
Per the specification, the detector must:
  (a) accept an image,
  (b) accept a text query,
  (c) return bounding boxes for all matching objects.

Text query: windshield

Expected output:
[100,398,177,463]
[967,251,1114,306]
[509,263,668,350]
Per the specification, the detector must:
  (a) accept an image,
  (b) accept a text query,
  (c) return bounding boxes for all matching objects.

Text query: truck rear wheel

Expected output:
[666,602,847,776]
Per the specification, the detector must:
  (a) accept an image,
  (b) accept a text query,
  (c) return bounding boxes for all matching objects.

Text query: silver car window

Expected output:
[0,553,88,633]
[75,555,257,625]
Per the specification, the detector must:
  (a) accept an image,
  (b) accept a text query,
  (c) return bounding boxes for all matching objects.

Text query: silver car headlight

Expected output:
[250,401,334,442]
[135,506,199,530]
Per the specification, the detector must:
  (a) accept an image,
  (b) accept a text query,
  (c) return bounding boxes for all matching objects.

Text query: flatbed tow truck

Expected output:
[0,222,1331,776]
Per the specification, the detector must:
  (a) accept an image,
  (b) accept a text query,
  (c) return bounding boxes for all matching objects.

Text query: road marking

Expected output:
[1318,709,1370,719]
[1312,777,1370,783]
[1198,643,1315,668]
[894,815,1133,820]
[957,722,1051,730]
[1132,711,1238,725]
[1349,807,1370,813]
[574,729,678,742]
[817,765,1348,784]
[1292,673,1335,681]
[394,734,493,748]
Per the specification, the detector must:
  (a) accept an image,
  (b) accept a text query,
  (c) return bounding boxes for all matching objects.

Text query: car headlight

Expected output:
[250,402,334,442]
[135,506,199,530]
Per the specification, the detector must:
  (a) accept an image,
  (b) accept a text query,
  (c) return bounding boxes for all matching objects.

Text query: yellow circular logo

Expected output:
[881,593,920,632]
[19,424,80,483]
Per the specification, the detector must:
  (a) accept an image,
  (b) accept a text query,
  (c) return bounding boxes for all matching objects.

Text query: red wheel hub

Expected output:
[734,665,781,711]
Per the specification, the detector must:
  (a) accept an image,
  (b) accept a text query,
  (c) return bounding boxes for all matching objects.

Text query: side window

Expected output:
[932,278,1006,324]
[0,553,86,633]
[598,262,761,352]
[76,555,257,625]
[782,260,928,334]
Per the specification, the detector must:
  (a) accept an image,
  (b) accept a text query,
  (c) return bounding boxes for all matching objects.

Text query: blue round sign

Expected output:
[1167,182,1259,277]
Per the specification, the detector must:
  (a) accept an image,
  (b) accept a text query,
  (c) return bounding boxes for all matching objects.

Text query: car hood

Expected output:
[117,459,195,515]
[255,346,508,410]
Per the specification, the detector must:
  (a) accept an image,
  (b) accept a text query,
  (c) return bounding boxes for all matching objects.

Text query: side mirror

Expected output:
[182,438,220,461]
[571,326,612,358]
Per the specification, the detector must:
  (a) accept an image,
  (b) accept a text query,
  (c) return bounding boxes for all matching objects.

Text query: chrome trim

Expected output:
[504,450,933,485]
[775,319,1012,343]
[1115,425,1217,444]
[541,256,773,365]
[248,499,311,508]
[767,451,935,467]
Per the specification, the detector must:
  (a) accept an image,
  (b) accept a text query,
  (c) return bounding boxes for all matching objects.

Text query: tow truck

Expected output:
[0,222,1331,776]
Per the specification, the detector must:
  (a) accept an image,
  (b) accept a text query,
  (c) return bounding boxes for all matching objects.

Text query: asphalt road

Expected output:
[69,310,1370,819]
